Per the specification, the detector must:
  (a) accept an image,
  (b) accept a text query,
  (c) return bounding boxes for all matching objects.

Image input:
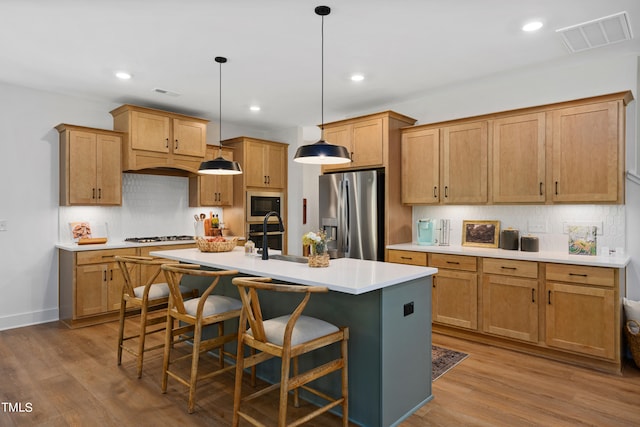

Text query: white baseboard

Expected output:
[0,308,59,331]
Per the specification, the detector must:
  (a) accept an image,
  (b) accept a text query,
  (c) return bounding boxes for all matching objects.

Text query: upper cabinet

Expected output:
[549,100,624,203]
[492,112,546,203]
[189,145,234,207]
[401,121,489,205]
[239,138,287,189]
[401,91,632,205]
[110,104,208,174]
[57,124,123,206]
[321,111,416,173]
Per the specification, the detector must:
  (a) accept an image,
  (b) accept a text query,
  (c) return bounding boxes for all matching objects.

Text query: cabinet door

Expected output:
[322,125,352,172]
[401,129,440,204]
[550,101,620,203]
[432,269,478,330]
[68,130,98,205]
[482,274,538,342]
[96,133,122,205]
[245,140,268,187]
[76,264,107,317]
[492,113,545,203]
[264,143,286,188]
[131,111,171,153]
[545,282,615,359]
[352,118,383,168]
[173,118,207,157]
[442,121,488,204]
[106,262,125,312]
[198,147,234,206]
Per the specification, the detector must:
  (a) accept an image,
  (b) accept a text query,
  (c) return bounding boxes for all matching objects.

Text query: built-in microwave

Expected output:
[246,191,284,222]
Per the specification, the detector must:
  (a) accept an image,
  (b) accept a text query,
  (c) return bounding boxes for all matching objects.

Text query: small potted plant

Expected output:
[302,230,330,267]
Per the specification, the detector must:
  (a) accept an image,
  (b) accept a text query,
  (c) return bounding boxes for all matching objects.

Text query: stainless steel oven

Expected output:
[247,223,283,251]
[246,191,283,222]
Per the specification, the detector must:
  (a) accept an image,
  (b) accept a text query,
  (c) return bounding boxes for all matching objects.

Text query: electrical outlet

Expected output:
[527,220,547,233]
[0,220,7,231]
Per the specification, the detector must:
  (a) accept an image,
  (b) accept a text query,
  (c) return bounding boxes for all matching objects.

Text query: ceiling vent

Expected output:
[153,87,181,97]
[556,11,633,53]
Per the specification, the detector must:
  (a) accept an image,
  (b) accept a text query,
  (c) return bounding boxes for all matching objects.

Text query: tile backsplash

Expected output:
[58,173,222,242]
[413,204,626,255]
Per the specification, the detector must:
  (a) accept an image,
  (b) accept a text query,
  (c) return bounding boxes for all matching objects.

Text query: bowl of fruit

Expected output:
[195,236,238,253]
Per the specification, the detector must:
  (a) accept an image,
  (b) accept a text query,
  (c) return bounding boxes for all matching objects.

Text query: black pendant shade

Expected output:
[294,140,351,164]
[294,5,352,165]
[199,56,243,175]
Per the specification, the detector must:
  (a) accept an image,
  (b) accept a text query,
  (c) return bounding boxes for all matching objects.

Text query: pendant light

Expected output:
[294,5,351,165]
[199,56,243,175]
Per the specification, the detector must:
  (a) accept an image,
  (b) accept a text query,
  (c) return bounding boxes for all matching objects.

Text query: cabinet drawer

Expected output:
[76,248,137,265]
[546,263,615,287]
[387,250,427,266]
[429,253,477,272]
[483,258,538,279]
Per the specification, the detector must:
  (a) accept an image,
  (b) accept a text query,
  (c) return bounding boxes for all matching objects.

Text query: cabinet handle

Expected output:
[350,152,354,161]
[103,270,107,281]
[400,256,413,260]
[98,188,102,199]
[500,266,516,270]
[110,269,113,281]
[175,139,179,150]
[444,186,449,198]
[539,182,543,196]
[569,273,588,277]
[166,138,169,148]
[433,186,438,198]
[548,290,552,305]
[267,176,271,184]
[92,188,96,199]
[532,288,535,303]
[555,181,559,195]
[264,176,268,184]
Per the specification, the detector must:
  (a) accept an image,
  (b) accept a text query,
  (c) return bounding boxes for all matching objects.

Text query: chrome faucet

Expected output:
[262,211,285,260]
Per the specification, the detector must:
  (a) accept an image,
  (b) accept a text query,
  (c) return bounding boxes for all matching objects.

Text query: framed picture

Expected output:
[462,220,500,248]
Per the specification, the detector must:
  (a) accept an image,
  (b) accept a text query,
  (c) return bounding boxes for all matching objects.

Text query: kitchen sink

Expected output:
[269,254,309,264]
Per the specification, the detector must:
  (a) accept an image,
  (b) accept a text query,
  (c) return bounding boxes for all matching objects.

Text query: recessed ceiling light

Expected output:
[351,73,365,82]
[249,105,261,112]
[522,21,543,32]
[115,71,132,80]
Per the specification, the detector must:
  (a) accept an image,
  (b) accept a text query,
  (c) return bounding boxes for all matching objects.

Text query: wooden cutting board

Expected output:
[77,237,108,245]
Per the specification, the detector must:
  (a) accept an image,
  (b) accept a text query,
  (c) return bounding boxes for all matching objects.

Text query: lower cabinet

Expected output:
[545,263,616,360]
[429,254,478,330]
[59,244,194,328]
[482,258,539,343]
[387,249,623,372]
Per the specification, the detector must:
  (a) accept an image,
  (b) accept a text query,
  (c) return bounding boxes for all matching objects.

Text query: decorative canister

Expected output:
[520,235,539,252]
[500,228,519,250]
[308,253,330,268]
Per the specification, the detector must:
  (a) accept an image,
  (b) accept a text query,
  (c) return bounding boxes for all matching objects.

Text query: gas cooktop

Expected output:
[124,235,195,243]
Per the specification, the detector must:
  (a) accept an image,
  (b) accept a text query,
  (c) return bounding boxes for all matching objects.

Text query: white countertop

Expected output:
[149,247,437,295]
[56,239,197,251]
[387,243,630,268]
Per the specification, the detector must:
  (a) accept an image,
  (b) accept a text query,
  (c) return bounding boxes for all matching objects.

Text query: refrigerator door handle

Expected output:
[343,179,350,254]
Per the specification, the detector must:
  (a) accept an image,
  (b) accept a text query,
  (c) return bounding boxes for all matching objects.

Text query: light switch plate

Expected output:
[527,220,547,233]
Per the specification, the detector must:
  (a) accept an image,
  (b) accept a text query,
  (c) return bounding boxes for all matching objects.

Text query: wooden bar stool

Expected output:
[161,263,241,414]
[115,255,198,378]
[231,277,349,427]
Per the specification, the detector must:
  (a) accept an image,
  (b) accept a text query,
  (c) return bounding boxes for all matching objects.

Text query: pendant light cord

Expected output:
[320,12,325,140]
[218,59,223,157]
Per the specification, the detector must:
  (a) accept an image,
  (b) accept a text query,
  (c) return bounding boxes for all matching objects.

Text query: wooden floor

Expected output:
[0,320,639,426]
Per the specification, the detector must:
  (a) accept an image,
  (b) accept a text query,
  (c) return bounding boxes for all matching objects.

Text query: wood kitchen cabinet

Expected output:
[321,111,417,173]
[59,247,136,327]
[110,104,208,174]
[401,120,488,205]
[400,91,631,205]
[243,139,286,189]
[401,128,440,204]
[549,98,627,203]
[57,124,123,206]
[189,145,234,206]
[492,112,546,203]
[482,258,539,342]
[429,253,478,330]
[545,263,618,360]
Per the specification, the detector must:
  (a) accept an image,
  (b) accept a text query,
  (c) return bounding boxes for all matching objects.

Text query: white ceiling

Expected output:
[1,0,639,133]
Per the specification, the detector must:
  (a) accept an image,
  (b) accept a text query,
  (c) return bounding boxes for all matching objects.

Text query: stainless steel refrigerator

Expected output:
[319,169,384,261]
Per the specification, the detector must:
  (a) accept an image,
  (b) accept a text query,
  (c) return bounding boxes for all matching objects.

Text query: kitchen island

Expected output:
[150,247,437,427]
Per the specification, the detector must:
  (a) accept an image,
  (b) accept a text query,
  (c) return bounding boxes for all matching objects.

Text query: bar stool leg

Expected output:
[117,298,127,365]
[136,301,149,378]
[278,353,291,427]
[188,321,203,414]
[161,315,174,393]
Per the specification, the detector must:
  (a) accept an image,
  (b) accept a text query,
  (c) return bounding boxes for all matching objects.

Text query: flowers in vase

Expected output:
[302,230,328,255]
